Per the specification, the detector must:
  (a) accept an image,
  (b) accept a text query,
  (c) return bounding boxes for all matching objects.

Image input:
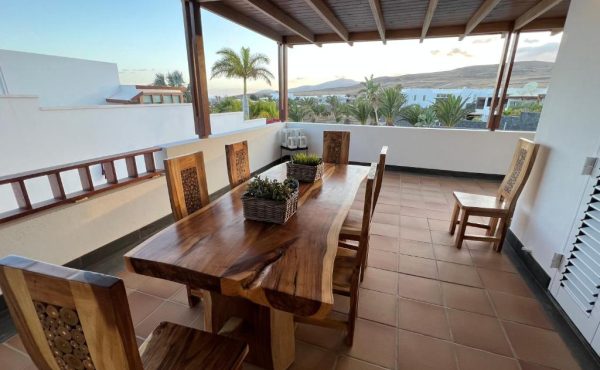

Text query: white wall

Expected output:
[209,111,266,135]
[511,0,600,276]
[0,50,121,106]
[287,122,534,175]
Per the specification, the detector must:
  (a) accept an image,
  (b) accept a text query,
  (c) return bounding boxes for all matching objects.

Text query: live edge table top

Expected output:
[125,163,369,318]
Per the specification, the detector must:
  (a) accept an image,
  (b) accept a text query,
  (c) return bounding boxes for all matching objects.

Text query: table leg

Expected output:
[204,292,295,370]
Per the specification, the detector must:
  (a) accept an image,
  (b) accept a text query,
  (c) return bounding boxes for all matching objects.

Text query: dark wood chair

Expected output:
[339,147,387,279]
[295,163,377,346]
[323,131,350,164]
[164,151,210,307]
[0,256,248,370]
[225,140,251,187]
[449,138,539,251]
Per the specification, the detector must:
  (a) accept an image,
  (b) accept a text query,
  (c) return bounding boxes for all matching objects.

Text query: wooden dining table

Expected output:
[124,162,369,370]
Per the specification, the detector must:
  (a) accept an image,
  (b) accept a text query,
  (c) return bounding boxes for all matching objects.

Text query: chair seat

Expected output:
[140,322,248,370]
[340,209,362,238]
[333,248,357,294]
[453,191,509,213]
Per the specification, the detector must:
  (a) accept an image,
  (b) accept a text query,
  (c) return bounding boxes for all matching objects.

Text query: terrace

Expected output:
[1,0,599,369]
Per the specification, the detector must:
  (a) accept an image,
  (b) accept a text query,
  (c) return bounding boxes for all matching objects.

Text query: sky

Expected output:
[0,0,562,96]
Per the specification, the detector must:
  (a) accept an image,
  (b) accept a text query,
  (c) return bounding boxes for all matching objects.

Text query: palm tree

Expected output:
[348,98,373,125]
[378,86,407,126]
[210,47,274,119]
[417,107,437,126]
[288,100,313,122]
[400,104,426,126]
[166,71,185,87]
[153,73,167,86]
[325,95,342,122]
[359,75,381,125]
[433,95,471,127]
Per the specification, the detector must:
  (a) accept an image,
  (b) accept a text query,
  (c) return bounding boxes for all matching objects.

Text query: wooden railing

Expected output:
[0,147,164,224]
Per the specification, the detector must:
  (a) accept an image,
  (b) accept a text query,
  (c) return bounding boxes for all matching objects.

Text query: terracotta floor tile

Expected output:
[333,294,350,313]
[469,249,517,273]
[168,286,191,305]
[369,235,399,253]
[437,261,482,287]
[442,282,494,316]
[426,209,452,221]
[397,255,438,279]
[456,346,520,370]
[344,319,396,369]
[127,291,164,325]
[428,218,450,232]
[400,226,432,243]
[377,203,403,215]
[398,298,451,340]
[430,230,456,246]
[335,355,389,370]
[489,291,553,330]
[399,206,430,218]
[5,335,26,354]
[519,360,561,370]
[399,216,429,229]
[367,249,398,272]
[503,321,580,370]
[397,330,458,370]
[135,300,203,338]
[361,268,398,294]
[466,240,496,252]
[398,239,435,259]
[136,276,184,299]
[358,289,398,327]
[289,341,337,370]
[371,223,400,238]
[478,268,534,298]
[372,212,400,226]
[0,344,31,370]
[433,244,473,265]
[117,270,147,290]
[295,313,347,351]
[447,309,512,356]
[398,273,443,305]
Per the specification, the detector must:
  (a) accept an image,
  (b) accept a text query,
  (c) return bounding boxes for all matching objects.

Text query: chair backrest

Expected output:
[164,151,210,221]
[323,131,350,164]
[0,256,143,370]
[373,146,388,210]
[497,138,539,212]
[356,163,378,269]
[225,140,251,187]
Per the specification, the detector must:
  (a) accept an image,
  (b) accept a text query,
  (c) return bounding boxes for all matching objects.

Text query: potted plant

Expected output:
[287,153,324,183]
[242,176,299,224]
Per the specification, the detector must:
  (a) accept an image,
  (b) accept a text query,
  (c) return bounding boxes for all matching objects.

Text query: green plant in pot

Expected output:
[242,176,299,224]
[287,153,325,182]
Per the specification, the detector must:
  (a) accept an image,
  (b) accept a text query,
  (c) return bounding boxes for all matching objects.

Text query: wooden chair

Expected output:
[164,151,210,308]
[323,131,350,164]
[295,163,377,346]
[0,255,248,370]
[449,138,539,252]
[225,140,251,187]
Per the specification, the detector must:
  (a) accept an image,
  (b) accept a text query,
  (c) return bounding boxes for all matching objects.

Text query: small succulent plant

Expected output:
[291,153,323,166]
[246,176,299,201]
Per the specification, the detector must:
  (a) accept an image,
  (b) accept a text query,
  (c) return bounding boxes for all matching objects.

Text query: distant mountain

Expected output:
[291,61,553,96]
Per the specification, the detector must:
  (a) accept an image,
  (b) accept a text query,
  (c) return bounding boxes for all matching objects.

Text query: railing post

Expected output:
[47,173,66,200]
[278,42,288,122]
[11,181,31,210]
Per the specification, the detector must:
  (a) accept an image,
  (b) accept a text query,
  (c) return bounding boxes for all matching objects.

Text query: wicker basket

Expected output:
[242,190,299,224]
[287,161,324,183]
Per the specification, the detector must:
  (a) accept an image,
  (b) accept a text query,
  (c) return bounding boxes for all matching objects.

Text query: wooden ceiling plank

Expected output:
[420,0,439,43]
[367,0,386,44]
[303,0,350,44]
[201,2,283,42]
[242,0,315,43]
[514,0,563,30]
[463,0,502,39]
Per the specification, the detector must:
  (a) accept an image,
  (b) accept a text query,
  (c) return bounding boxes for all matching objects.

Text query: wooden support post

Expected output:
[182,0,211,138]
[495,31,520,130]
[278,43,288,122]
[487,32,512,131]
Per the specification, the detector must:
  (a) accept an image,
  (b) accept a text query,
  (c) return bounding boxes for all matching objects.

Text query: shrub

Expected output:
[400,105,425,125]
[245,177,299,201]
[348,98,373,125]
[433,95,471,127]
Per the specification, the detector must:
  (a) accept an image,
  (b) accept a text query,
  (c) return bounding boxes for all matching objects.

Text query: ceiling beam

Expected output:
[514,0,563,30]
[367,0,386,44]
[303,0,350,44]
[420,0,439,43]
[463,0,502,39]
[284,17,565,45]
[200,2,282,42]
[242,0,315,43]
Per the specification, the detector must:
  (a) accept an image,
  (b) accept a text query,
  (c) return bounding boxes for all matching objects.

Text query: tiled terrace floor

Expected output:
[0,171,593,369]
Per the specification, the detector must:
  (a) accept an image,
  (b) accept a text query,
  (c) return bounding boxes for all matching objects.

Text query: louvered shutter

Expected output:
[561,175,600,313]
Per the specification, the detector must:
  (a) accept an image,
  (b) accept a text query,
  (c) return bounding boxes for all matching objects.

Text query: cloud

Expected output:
[516,42,560,62]
[430,49,441,56]
[446,48,473,58]
[472,38,493,44]
[522,38,540,44]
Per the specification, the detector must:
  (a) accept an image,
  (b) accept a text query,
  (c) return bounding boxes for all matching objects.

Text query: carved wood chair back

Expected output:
[373,146,388,211]
[0,255,143,370]
[225,141,251,187]
[164,151,210,221]
[323,131,350,164]
[496,138,539,213]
